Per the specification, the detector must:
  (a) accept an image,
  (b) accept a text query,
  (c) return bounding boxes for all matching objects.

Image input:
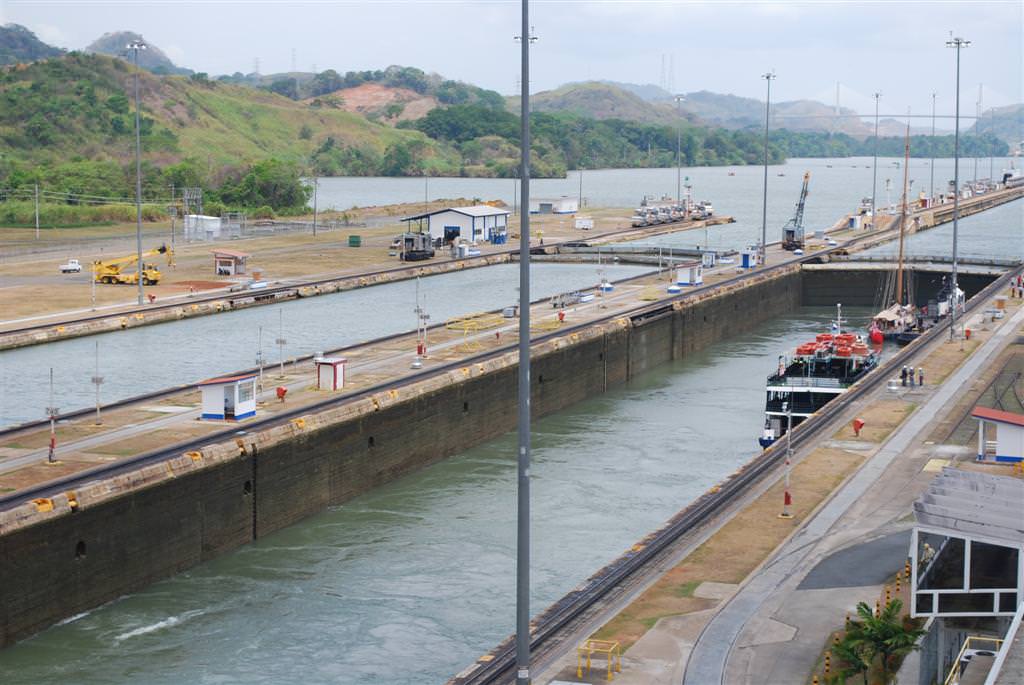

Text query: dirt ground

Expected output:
[0,202,636,321]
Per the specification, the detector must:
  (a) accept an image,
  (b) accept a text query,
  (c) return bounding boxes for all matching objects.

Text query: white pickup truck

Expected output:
[59,259,82,273]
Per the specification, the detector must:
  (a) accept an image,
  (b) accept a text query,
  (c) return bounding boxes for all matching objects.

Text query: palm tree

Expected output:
[845,599,926,683]
[831,635,872,685]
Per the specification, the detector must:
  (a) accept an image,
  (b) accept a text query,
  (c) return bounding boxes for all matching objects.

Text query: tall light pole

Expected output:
[675,94,685,205]
[514,4,536,683]
[929,92,937,201]
[127,39,147,306]
[870,91,881,226]
[947,36,970,342]
[760,72,775,264]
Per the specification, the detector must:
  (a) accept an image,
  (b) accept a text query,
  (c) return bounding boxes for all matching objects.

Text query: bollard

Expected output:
[812,676,819,685]
[834,633,840,645]
[896,575,902,593]
[824,653,831,677]
[886,586,892,603]
[845,613,850,629]
[905,559,912,580]
[875,600,881,617]
[852,418,865,436]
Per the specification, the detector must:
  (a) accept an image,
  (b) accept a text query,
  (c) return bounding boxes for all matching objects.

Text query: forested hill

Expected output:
[0,24,64,65]
[0,52,1011,215]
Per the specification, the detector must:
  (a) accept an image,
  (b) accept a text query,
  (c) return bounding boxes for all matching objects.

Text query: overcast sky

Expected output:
[3,0,1021,119]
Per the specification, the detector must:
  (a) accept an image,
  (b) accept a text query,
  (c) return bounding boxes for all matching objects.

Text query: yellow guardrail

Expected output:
[944,635,1003,685]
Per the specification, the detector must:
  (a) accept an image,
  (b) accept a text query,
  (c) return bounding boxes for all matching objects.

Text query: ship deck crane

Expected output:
[782,172,811,251]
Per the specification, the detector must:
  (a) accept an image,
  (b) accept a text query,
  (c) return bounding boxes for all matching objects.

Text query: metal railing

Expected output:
[944,636,1003,685]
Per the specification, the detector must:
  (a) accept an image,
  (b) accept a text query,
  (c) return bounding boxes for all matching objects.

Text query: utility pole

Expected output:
[871,92,881,227]
[779,401,793,519]
[169,184,176,255]
[311,175,319,238]
[947,36,970,343]
[127,39,147,306]
[929,92,937,201]
[276,308,288,378]
[91,340,104,425]
[577,163,583,210]
[46,368,59,464]
[34,182,40,240]
[675,94,685,205]
[760,72,775,265]
[514,3,536,682]
[256,325,265,394]
[974,85,981,184]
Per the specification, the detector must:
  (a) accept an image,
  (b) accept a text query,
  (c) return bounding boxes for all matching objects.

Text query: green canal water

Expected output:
[0,306,877,685]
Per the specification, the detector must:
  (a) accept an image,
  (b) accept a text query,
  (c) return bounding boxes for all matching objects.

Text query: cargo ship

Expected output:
[758,306,879,449]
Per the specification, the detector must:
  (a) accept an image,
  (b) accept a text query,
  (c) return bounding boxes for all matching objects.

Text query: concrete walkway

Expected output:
[683,301,1024,684]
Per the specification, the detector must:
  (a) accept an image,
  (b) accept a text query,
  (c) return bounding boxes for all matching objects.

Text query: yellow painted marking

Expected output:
[291,418,306,430]
[33,498,54,512]
[186,451,202,462]
[923,458,950,473]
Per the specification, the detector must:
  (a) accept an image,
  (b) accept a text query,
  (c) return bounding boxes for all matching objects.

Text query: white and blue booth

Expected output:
[199,374,257,421]
[972,407,1024,463]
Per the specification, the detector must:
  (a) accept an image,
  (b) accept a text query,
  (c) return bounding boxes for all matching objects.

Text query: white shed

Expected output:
[198,374,257,421]
[675,261,703,286]
[530,196,579,214]
[315,357,347,391]
[401,205,510,245]
[972,407,1024,463]
[185,214,222,241]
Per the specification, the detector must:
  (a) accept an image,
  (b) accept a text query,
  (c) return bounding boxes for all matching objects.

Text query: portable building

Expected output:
[530,196,579,214]
[401,205,510,244]
[198,374,257,421]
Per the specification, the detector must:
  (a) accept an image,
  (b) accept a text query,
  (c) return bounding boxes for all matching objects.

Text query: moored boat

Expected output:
[759,305,879,449]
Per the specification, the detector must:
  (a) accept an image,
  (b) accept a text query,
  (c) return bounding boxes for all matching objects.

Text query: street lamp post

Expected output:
[514,3,536,683]
[871,91,881,226]
[127,39,147,306]
[929,92,937,201]
[675,94,685,205]
[760,72,775,265]
[946,36,970,342]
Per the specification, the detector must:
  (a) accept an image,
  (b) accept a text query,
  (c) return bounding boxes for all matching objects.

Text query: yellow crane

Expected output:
[93,244,173,285]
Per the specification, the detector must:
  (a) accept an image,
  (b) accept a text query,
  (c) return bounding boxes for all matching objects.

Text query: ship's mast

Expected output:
[896,117,911,306]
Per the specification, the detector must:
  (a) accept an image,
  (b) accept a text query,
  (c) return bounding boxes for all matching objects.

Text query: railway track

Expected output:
[448,264,1022,685]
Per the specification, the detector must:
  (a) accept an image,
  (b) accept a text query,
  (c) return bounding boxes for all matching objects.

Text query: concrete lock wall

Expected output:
[0,267,801,648]
[801,269,996,308]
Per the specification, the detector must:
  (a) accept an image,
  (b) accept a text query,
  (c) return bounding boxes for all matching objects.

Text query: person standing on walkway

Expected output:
[918,367,924,386]
[901,366,908,386]
[909,367,915,387]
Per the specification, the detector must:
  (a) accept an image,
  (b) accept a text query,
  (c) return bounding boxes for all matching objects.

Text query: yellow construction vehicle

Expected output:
[93,244,173,285]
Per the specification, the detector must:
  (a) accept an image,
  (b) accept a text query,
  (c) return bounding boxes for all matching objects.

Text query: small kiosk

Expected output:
[675,261,704,286]
[212,249,250,276]
[972,407,1024,463]
[315,357,347,391]
[740,249,761,269]
[199,374,257,420]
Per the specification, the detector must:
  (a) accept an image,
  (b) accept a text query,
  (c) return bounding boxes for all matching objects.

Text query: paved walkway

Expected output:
[683,301,1024,684]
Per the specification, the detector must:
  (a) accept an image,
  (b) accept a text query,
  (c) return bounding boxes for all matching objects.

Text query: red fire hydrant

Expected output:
[276,386,288,403]
[853,418,865,437]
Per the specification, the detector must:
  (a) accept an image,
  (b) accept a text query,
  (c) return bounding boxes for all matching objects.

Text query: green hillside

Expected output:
[0,52,453,172]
